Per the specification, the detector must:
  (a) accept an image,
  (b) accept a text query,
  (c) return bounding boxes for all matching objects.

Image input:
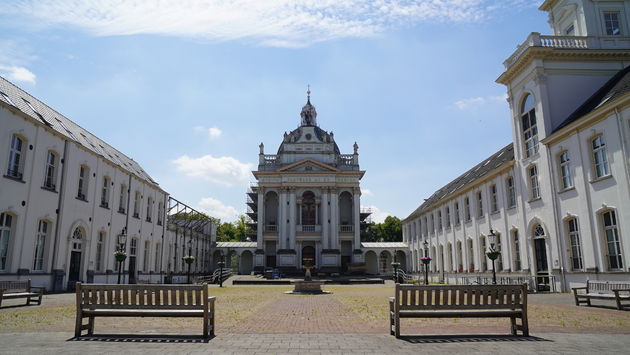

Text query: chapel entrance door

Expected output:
[68,251,81,283]
[302,246,315,268]
[534,237,550,291]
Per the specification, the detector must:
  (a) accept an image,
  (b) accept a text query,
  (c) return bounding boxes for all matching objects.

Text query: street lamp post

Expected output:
[217,256,226,288]
[422,240,430,285]
[186,239,193,283]
[487,229,500,285]
[115,229,127,284]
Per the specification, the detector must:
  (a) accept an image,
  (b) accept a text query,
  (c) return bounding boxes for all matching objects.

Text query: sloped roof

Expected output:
[405,143,514,221]
[554,65,630,133]
[361,242,408,248]
[0,76,160,188]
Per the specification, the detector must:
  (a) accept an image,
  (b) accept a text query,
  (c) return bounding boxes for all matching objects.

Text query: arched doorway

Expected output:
[68,227,83,290]
[532,224,550,291]
[212,250,223,270]
[239,250,254,275]
[365,251,378,274]
[395,250,407,272]
[264,191,279,231]
[302,245,315,268]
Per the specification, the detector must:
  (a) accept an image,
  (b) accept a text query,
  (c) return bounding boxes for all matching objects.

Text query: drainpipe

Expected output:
[50,140,69,292]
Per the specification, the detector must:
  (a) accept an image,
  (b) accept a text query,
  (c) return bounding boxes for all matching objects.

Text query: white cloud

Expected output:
[194,126,222,139]
[172,154,252,186]
[362,205,391,224]
[197,197,241,222]
[362,188,374,197]
[0,1,533,48]
[454,94,507,110]
[0,65,36,84]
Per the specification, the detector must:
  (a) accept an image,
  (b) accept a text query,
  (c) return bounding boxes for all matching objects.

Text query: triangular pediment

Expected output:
[278,158,340,172]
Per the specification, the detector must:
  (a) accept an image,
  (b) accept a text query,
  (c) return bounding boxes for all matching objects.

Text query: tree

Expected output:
[216,215,254,242]
[363,216,402,242]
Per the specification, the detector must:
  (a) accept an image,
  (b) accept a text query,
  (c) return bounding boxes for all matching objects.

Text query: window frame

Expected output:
[603,11,622,36]
[0,212,14,271]
[529,165,541,200]
[490,184,499,213]
[43,150,57,190]
[602,210,623,270]
[558,150,573,190]
[476,191,484,218]
[77,165,89,201]
[32,219,49,271]
[566,218,583,271]
[100,176,110,208]
[95,231,105,272]
[133,191,141,218]
[591,135,611,179]
[118,184,127,214]
[454,202,460,226]
[520,94,539,158]
[464,197,471,222]
[6,134,25,180]
[506,176,516,208]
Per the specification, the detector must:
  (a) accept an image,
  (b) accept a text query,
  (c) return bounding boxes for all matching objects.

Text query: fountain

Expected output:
[285,258,330,294]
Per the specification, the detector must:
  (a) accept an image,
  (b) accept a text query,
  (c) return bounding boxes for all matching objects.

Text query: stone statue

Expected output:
[259,142,264,154]
[353,142,359,154]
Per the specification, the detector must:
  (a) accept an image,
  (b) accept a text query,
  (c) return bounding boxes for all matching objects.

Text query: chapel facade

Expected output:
[247,91,373,273]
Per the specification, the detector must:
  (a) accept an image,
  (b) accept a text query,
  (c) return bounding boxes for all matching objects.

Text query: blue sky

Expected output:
[0,1,548,222]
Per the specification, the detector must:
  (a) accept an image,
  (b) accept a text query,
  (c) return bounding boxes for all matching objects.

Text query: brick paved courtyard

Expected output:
[1,282,629,354]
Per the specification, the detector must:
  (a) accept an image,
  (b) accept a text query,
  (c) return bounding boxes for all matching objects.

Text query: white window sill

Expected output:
[590,174,613,184]
[491,211,501,216]
[528,197,542,203]
[558,186,575,194]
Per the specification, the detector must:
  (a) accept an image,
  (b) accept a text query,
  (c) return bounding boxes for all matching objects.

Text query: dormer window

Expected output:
[565,24,575,35]
[604,12,621,35]
[521,94,538,158]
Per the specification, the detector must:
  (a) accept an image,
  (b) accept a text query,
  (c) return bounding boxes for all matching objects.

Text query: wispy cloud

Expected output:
[0,1,535,48]
[454,94,507,110]
[194,126,222,139]
[362,188,374,197]
[0,65,36,84]
[363,205,392,224]
[172,154,252,186]
[197,197,241,222]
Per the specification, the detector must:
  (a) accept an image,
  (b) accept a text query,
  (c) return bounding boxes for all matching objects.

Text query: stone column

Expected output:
[330,188,339,250]
[353,187,361,251]
[279,188,288,250]
[257,188,264,250]
[289,188,297,251]
[321,188,329,249]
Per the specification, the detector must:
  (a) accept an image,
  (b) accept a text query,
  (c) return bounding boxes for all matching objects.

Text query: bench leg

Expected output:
[203,315,209,338]
[75,313,83,338]
[88,317,95,335]
[521,314,529,337]
[510,317,517,336]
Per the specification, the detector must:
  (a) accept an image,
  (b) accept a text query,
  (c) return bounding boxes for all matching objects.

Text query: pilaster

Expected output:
[330,188,339,250]
[257,188,264,250]
[289,188,297,250]
[353,187,361,251]
[321,188,329,249]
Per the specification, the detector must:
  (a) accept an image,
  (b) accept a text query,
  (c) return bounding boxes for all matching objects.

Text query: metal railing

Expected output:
[454,274,557,292]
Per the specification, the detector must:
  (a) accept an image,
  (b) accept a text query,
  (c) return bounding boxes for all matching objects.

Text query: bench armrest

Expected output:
[208,296,216,304]
[31,286,45,293]
[389,297,395,304]
[572,287,587,294]
[613,289,630,295]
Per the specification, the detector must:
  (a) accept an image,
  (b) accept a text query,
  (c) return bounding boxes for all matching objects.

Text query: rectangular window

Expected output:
[529,165,540,200]
[604,11,621,35]
[7,135,24,179]
[476,191,483,217]
[506,176,516,208]
[464,197,471,221]
[155,243,161,271]
[522,103,539,158]
[445,207,451,228]
[130,238,138,256]
[157,202,164,226]
[96,232,104,271]
[43,151,57,189]
[430,214,435,234]
[143,241,150,272]
[490,185,498,213]
[454,202,460,225]
[101,177,110,208]
[603,211,623,270]
[592,136,610,178]
[565,24,575,35]
[33,220,48,271]
[77,166,88,200]
[513,231,521,271]
[146,197,153,222]
[437,211,442,231]
[119,184,127,214]
[0,213,13,270]
[567,219,583,270]
[559,151,573,189]
[133,191,141,218]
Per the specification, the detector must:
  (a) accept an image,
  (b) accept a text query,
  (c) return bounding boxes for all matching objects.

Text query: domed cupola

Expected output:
[300,87,317,126]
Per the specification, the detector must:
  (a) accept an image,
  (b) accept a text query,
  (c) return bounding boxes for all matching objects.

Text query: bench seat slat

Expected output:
[2,292,40,298]
[399,304,523,310]
[83,309,205,317]
[399,309,523,318]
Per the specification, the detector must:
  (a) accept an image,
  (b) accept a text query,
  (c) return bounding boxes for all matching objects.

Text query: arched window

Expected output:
[72,228,83,251]
[0,213,15,270]
[566,218,583,270]
[264,191,279,231]
[339,191,353,227]
[6,134,25,179]
[77,165,89,201]
[602,210,623,270]
[534,224,545,238]
[301,191,316,225]
[521,94,539,158]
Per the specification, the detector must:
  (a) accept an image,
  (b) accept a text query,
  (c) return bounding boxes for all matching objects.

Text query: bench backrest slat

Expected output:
[0,279,31,293]
[395,284,527,310]
[587,280,630,294]
[77,283,207,310]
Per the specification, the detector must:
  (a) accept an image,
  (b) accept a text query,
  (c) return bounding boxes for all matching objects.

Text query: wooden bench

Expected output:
[75,283,216,338]
[389,283,529,337]
[573,280,630,310]
[0,279,44,307]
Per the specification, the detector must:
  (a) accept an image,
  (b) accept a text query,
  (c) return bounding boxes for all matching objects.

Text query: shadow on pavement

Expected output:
[398,334,551,344]
[67,334,213,343]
